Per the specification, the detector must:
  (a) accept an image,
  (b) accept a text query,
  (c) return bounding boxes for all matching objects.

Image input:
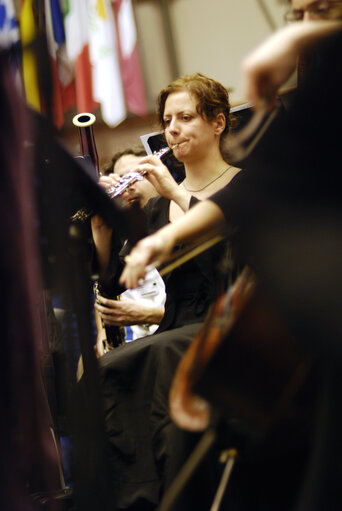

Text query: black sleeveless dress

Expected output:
[97,190,241,510]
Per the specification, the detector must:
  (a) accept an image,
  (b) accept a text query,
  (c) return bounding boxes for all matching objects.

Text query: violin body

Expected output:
[170,268,310,438]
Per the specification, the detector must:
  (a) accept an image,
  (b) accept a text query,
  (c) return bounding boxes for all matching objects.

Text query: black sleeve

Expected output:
[208,170,248,228]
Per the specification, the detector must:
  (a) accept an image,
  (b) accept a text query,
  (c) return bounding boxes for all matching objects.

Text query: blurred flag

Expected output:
[112,0,147,116]
[88,0,126,127]
[19,0,41,111]
[45,0,75,128]
[64,0,98,114]
[0,0,21,89]
[0,0,19,47]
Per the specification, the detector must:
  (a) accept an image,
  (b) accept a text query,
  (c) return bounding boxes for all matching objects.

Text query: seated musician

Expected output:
[90,72,243,511]
[120,10,342,511]
[93,148,166,356]
[121,3,342,289]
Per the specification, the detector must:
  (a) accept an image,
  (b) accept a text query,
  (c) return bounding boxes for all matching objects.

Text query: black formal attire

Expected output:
[199,28,342,511]
[97,187,242,510]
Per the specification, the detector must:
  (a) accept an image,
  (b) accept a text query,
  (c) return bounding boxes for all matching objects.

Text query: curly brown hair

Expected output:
[101,147,146,176]
[157,72,232,144]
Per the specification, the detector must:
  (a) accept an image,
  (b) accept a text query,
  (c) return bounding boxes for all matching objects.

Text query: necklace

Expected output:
[182,165,232,193]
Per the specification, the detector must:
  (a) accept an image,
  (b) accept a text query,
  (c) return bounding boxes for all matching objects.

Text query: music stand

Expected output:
[32,110,143,511]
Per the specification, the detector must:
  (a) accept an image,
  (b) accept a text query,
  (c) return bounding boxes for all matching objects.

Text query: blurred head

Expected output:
[157,73,232,159]
[103,149,157,208]
[287,0,342,21]
[102,148,146,176]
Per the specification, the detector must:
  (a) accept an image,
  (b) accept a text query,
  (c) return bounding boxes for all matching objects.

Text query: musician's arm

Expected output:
[134,155,191,212]
[164,199,226,245]
[95,294,164,326]
[94,306,106,358]
[120,200,226,289]
[242,20,342,107]
[169,185,191,213]
[91,214,113,273]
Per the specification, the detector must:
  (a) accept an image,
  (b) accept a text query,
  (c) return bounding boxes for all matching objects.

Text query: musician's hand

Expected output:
[242,21,342,108]
[120,231,175,289]
[98,172,135,206]
[95,293,164,326]
[98,172,121,192]
[242,24,300,109]
[133,155,189,210]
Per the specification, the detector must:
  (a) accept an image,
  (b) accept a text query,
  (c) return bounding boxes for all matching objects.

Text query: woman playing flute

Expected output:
[91,72,243,511]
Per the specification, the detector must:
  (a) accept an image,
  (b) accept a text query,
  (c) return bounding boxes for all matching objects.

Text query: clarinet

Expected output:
[72,112,125,348]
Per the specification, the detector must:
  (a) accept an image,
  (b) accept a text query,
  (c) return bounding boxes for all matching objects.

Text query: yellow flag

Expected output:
[96,0,106,19]
[20,0,41,111]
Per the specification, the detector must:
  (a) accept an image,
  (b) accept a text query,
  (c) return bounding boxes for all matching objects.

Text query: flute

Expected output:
[71,143,176,221]
[107,145,175,199]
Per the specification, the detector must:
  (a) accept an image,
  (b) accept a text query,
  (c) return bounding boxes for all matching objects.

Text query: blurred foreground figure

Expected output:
[0,52,60,510]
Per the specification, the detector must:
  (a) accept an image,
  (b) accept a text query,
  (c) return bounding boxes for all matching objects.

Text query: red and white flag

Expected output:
[112,0,147,116]
[88,0,126,127]
[64,0,98,114]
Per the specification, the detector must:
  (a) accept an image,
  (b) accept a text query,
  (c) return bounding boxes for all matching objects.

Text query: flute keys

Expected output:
[106,146,174,200]
[108,171,145,198]
[107,185,116,196]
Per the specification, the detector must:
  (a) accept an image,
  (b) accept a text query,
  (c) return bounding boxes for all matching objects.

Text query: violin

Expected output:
[169,267,311,438]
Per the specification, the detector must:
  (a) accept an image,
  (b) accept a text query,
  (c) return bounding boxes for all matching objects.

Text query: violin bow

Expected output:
[156,228,229,277]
